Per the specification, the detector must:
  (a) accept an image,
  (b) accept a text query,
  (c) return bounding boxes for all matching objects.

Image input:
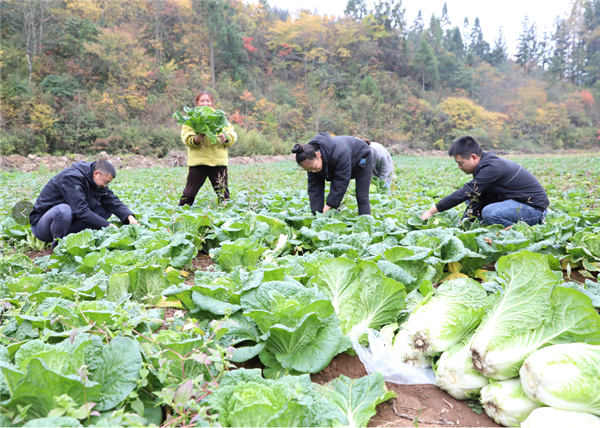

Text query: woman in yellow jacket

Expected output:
[178,92,237,206]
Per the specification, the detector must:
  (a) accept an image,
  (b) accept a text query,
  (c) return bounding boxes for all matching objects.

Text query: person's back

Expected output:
[292,132,373,215]
[369,141,394,188]
[421,136,549,227]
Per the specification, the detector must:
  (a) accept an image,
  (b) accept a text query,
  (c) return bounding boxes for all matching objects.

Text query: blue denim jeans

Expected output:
[31,203,111,245]
[480,199,547,227]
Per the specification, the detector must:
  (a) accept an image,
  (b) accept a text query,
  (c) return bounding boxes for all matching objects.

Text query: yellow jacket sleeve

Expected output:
[222,123,237,147]
[181,125,200,148]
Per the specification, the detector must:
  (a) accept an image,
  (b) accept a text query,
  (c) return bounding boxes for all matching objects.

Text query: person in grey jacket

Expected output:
[369,141,394,189]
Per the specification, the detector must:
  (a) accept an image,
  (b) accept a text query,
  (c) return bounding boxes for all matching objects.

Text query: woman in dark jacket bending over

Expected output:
[292,132,373,215]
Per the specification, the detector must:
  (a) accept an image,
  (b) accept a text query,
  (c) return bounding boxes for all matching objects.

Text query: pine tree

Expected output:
[413,36,439,95]
[515,15,539,73]
[461,17,470,46]
[469,17,490,61]
[345,0,368,20]
[196,0,248,85]
[537,27,551,70]
[489,27,508,65]
[373,0,406,32]
[441,2,451,29]
[411,10,424,35]
[444,27,465,58]
[583,0,600,84]
[427,14,443,52]
[549,17,568,80]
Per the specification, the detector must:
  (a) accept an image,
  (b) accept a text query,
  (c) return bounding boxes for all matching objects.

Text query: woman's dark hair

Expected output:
[195,91,215,107]
[292,143,318,164]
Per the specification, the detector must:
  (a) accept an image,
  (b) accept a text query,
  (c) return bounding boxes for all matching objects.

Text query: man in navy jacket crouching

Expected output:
[30,160,138,247]
[420,136,549,227]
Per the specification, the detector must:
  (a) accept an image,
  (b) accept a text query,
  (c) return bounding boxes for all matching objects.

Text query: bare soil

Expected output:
[24,248,53,261]
[184,252,216,286]
[563,268,597,284]
[158,252,216,330]
[312,353,499,427]
[0,151,295,172]
[191,252,215,272]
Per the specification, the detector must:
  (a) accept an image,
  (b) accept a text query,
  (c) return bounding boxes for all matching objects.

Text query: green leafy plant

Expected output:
[173,106,228,145]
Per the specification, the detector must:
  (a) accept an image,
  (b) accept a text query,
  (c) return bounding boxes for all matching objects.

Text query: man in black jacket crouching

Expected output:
[420,136,549,227]
[30,160,138,247]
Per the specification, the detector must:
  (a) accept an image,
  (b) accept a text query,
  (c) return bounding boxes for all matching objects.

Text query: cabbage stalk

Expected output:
[392,330,431,369]
[520,343,600,415]
[434,341,489,400]
[403,278,487,355]
[521,408,600,428]
[480,379,539,427]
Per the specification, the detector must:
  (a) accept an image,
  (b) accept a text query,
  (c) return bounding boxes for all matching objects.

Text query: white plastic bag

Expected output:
[350,327,437,385]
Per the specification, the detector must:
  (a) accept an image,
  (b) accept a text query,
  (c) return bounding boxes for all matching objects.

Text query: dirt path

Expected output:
[312,353,499,427]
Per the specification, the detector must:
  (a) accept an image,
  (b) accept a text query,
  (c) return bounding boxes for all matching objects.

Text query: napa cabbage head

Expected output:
[469,251,600,380]
[307,257,406,335]
[521,408,600,428]
[403,278,488,355]
[520,343,600,415]
[434,340,489,400]
[391,329,432,369]
[480,379,539,427]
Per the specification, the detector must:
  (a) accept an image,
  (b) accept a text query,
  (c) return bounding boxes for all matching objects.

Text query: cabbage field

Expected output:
[0,155,599,427]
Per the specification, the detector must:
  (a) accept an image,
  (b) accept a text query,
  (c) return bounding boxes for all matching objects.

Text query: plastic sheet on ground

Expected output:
[350,327,437,385]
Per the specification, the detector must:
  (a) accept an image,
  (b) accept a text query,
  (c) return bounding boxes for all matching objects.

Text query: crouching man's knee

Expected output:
[481,204,513,227]
[54,204,73,221]
[481,205,494,225]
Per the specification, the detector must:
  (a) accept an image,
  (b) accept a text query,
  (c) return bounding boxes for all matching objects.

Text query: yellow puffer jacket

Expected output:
[181,119,237,167]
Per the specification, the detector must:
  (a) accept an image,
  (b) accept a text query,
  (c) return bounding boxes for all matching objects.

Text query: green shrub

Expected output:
[229,125,274,157]
[90,120,179,157]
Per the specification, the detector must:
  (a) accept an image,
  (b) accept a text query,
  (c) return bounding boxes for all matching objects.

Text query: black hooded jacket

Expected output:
[30,161,134,229]
[306,133,372,213]
[435,152,550,213]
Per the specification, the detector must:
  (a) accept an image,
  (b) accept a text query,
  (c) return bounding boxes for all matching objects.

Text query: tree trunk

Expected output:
[304,57,308,93]
[25,2,35,85]
[210,33,215,86]
[27,53,33,85]
[38,0,48,55]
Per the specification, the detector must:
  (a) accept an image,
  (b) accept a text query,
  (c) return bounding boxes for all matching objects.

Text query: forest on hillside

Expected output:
[2,0,600,157]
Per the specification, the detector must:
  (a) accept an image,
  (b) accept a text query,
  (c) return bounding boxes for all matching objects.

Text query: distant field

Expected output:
[2,154,599,218]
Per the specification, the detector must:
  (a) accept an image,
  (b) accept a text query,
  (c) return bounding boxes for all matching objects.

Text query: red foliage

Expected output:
[229,110,246,126]
[242,37,257,53]
[580,89,595,106]
[278,43,292,57]
[240,90,255,102]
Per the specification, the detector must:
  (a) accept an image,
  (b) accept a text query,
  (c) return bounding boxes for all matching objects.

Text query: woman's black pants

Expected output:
[179,165,230,206]
[354,153,373,215]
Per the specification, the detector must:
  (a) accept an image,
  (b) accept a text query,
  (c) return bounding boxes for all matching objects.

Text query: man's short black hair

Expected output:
[448,136,484,159]
[94,160,117,178]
